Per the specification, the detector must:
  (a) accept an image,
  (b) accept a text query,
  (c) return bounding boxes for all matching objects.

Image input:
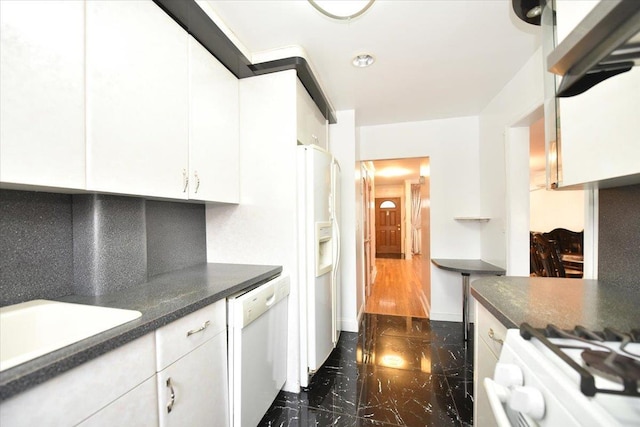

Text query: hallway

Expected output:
[365,256,428,319]
[258,314,474,426]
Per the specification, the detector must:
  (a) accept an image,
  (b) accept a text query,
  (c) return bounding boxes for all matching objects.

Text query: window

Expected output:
[380,200,396,209]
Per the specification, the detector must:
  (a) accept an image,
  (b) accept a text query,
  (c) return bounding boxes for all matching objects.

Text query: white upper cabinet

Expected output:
[188,37,239,203]
[558,68,640,188]
[0,0,85,190]
[553,0,640,188]
[85,0,189,199]
[296,80,327,149]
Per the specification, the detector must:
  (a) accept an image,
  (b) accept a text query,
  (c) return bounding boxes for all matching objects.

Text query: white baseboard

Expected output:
[340,316,359,333]
[282,379,300,393]
[429,312,462,322]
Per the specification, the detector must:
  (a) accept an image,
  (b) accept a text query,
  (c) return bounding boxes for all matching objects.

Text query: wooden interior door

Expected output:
[375,198,401,257]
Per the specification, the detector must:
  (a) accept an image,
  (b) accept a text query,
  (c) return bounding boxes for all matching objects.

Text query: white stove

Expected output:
[484,324,640,426]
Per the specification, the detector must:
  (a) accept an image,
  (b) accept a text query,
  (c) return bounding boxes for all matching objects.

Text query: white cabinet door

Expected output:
[474,337,499,427]
[86,0,189,199]
[77,377,158,427]
[0,0,85,190]
[188,37,239,203]
[296,80,327,149]
[157,334,229,427]
[554,0,640,188]
[473,303,506,427]
[558,67,640,187]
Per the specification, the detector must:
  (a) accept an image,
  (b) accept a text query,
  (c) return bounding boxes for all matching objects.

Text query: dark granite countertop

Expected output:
[0,262,282,401]
[431,258,506,275]
[471,276,640,331]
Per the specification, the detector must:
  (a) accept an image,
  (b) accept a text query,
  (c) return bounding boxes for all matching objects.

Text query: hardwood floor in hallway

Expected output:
[364,255,428,318]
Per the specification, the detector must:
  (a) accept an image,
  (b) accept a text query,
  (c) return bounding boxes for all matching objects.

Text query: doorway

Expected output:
[361,157,431,319]
[505,107,591,277]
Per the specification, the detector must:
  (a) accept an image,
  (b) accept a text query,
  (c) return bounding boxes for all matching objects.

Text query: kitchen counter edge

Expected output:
[470,276,640,332]
[0,262,282,401]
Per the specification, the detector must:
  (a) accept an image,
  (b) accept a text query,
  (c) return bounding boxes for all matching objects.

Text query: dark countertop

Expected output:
[431,258,506,275]
[471,276,640,331]
[0,262,282,401]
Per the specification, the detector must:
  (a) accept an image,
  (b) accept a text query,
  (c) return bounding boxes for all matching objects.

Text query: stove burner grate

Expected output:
[582,349,640,394]
[521,323,640,398]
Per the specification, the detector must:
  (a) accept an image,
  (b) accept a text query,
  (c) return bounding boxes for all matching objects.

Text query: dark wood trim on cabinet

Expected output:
[153,0,336,124]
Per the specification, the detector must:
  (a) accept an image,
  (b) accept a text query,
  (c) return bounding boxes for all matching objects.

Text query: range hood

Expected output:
[546,0,640,97]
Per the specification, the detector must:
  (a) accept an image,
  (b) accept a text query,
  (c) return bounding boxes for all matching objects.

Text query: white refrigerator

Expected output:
[297,144,341,388]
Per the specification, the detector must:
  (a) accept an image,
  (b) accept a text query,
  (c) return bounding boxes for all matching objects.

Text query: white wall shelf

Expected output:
[454,217,490,222]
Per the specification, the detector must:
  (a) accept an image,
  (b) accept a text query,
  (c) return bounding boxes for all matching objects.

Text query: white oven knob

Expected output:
[508,386,545,420]
[494,363,523,388]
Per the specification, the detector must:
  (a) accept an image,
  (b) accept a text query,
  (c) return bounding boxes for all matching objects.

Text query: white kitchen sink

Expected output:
[0,299,142,372]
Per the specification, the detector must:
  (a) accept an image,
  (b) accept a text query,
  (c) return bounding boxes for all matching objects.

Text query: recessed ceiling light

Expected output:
[352,54,375,68]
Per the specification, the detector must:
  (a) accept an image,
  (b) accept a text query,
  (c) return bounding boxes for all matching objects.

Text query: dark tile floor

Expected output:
[258,314,474,426]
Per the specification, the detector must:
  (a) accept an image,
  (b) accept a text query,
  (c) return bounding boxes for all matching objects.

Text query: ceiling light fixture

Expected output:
[308,0,375,21]
[352,54,375,68]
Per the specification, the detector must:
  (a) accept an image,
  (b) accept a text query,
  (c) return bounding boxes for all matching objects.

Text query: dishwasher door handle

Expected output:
[265,293,276,306]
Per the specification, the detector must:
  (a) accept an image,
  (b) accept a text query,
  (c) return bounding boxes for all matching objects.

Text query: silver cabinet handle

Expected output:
[488,328,504,345]
[186,320,210,337]
[182,169,189,193]
[194,171,200,194]
[166,377,175,413]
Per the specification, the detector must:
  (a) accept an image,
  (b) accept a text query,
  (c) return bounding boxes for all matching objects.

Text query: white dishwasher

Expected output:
[227,274,289,427]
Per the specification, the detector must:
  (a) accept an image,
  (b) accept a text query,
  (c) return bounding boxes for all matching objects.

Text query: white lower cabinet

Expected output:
[0,334,156,427]
[473,302,507,427]
[77,377,159,427]
[0,301,230,427]
[157,334,228,427]
[155,300,229,427]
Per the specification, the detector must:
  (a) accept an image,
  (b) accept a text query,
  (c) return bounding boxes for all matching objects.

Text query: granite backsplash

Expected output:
[598,183,640,291]
[0,190,206,307]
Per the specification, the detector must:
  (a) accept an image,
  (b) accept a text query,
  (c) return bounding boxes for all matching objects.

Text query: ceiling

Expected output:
[205,0,541,127]
[371,158,427,186]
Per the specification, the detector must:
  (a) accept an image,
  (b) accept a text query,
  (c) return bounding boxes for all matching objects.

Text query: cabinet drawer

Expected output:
[476,303,507,359]
[155,300,226,371]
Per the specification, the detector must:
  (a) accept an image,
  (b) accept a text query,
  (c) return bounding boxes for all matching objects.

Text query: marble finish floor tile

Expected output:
[259,314,474,426]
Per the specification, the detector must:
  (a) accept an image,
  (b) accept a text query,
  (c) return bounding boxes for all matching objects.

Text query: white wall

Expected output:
[375,185,403,198]
[478,48,545,274]
[505,126,532,276]
[530,188,585,232]
[359,116,482,321]
[205,70,302,392]
[328,110,359,332]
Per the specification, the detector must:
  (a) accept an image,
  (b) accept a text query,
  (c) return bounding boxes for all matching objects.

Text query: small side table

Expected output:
[431,259,505,342]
